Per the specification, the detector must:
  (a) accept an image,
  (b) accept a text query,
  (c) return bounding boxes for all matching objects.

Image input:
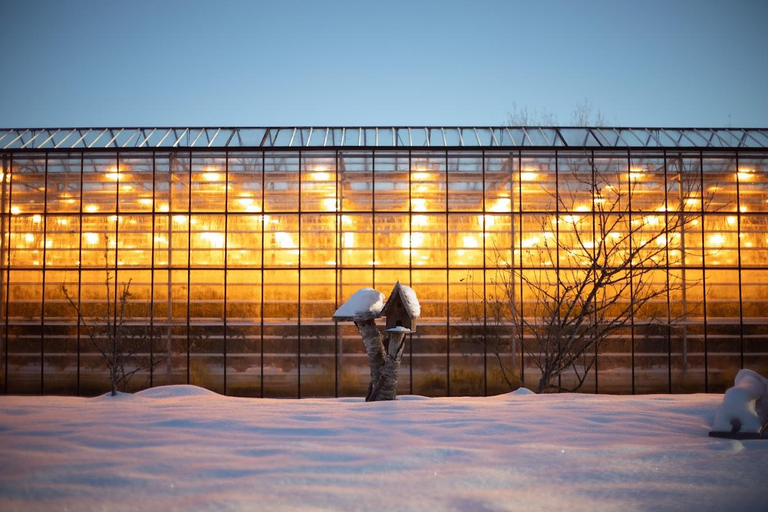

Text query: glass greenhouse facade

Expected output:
[1,126,767,397]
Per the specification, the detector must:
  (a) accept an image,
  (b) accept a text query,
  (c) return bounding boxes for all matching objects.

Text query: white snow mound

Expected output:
[333,288,386,320]
[135,385,220,399]
[712,369,768,434]
[399,283,421,318]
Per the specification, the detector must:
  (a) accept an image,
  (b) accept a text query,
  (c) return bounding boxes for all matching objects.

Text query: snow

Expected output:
[713,369,768,435]
[1,387,767,511]
[386,325,411,333]
[332,288,386,321]
[399,283,421,318]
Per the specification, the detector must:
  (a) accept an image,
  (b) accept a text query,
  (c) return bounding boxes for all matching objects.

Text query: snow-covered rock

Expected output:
[711,369,768,437]
[332,288,386,321]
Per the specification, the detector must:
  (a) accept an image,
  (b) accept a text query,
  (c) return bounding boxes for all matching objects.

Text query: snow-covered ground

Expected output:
[1,387,766,511]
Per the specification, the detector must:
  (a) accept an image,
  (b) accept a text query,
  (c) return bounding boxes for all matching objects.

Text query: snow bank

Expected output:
[399,283,421,317]
[712,369,768,436]
[2,390,766,511]
[332,288,385,321]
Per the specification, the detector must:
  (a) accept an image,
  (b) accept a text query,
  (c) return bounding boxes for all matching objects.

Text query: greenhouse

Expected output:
[1,126,767,397]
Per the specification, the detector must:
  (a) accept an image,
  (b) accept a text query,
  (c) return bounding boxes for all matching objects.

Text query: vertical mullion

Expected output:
[663,151,672,394]
[149,152,156,388]
[628,151,635,394]
[41,153,49,394]
[408,149,413,395]
[517,151,524,389]
[482,150,487,396]
[77,154,84,394]
[735,153,744,370]
[445,150,449,396]
[260,152,265,398]
[334,150,340,398]
[591,150,598,394]
[555,150,561,392]
[3,154,12,394]
[699,152,708,392]
[223,151,229,395]
[297,151,302,399]
[186,153,192,385]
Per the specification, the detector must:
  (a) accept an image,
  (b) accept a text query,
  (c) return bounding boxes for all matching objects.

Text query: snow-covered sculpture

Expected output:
[333,282,420,401]
[710,369,768,439]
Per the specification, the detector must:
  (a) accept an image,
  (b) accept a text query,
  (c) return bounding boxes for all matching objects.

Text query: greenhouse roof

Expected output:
[1,126,767,151]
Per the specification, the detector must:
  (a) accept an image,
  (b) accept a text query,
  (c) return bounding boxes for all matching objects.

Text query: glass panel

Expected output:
[628,155,665,213]
[226,270,262,397]
[485,152,515,213]
[702,156,737,212]
[374,214,409,267]
[448,214,483,268]
[151,269,188,386]
[189,269,224,394]
[190,214,225,267]
[43,270,78,395]
[741,270,768,378]
[10,156,46,214]
[264,214,299,267]
[339,152,373,212]
[118,154,153,213]
[300,269,336,397]
[6,270,43,394]
[520,153,556,211]
[301,214,336,267]
[226,214,262,268]
[264,153,299,212]
[705,269,741,392]
[338,269,372,396]
[448,269,485,396]
[737,156,767,213]
[191,154,226,212]
[411,153,446,212]
[373,152,409,212]
[669,269,705,393]
[46,155,81,213]
[447,154,483,212]
[263,269,298,397]
[301,153,337,212]
[228,152,263,213]
[411,270,447,396]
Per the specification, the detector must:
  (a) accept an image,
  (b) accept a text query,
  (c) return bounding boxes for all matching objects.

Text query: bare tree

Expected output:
[62,240,165,396]
[468,154,705,392]
[506,98,610,127]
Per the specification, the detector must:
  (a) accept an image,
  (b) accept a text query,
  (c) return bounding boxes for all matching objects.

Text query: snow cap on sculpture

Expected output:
[332,288,386,322]
[381,281,420,333]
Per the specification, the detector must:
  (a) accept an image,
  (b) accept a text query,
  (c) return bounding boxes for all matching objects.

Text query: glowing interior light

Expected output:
[609,232,622,240]
[401,232,424,248]
[412,172,431,181]
[83,233,99,245]
[203,171,220,182]
[57,218,68,226]
[200,232,225,248]
[411,198,427,211]
[520,172,538,181]
[85,204,99,213]
[463,235,479,248]
[343,232,355,248]
[158,204,169,212]
[489,198,512,212]
[629,167,645,181]
[322,198,337,211]
[32,214,42,223]
[105,167,120,180]
[275,232,297,249]
[154,235,168,244]
[709,234,725,246]
[685,197,700,207]
[543,231,555,239]
[737,168,754,181]
[45,239,52,249]
[644,215,661,226]
[173,215,188,224]
[740,206,748,213]
[311,171,332,181]
[138,198,153,206]
[341,215,353,226]
[238,198,262,212]
[24,233,34,243]
[412,215,428,227]
[10,206,21,215]
[691,218,700,226]
[656,234,668,247]
[727,216,737,226]
[521,236,541,248]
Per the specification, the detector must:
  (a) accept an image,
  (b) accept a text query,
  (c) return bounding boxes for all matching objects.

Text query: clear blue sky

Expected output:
[1,0,766,128]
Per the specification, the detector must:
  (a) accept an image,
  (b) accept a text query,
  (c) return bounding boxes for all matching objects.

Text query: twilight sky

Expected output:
[1,0,766,128]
